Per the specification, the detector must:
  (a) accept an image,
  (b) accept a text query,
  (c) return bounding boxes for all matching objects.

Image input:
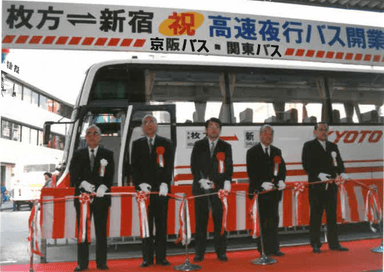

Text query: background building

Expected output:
[0,71,73,190]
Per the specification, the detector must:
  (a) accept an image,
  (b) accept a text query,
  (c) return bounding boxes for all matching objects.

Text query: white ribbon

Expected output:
[136,192,150,238]
[100,159,108,177]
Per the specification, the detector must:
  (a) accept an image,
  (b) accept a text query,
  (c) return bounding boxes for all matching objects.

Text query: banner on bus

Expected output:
[2,1,384,66]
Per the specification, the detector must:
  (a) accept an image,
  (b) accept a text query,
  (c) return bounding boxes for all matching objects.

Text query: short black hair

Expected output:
[205,117,222,129]
[44,172,52,178]
[314,121,328,130]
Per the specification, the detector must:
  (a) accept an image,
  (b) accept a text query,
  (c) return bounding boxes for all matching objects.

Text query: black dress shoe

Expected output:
[140,261,153,268]
[218,254,228,262]
[273,251,285,256]
[74,266,88,271]
[313,247,321,253]
[193,255,204,262]
[97,264,109,270]
[330,246,349,251]
[157,259,171,266]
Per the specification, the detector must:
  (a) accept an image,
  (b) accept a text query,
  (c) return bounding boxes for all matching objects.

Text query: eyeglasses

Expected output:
[208,125,220,129]
[86,132,100,136]
[143,121,157,126]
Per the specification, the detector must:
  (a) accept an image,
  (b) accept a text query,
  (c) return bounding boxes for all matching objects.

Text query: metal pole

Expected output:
[251,194,277,265]
[174,197,201,271]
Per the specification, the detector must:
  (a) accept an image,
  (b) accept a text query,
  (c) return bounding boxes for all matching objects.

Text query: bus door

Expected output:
[117,104,176,186]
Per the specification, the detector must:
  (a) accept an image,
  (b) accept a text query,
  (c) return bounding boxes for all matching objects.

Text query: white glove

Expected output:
[340,173,349,180]
[261,182,274,191]
[318,173,331,181]
[139,183,152,193]
[80,181,95,193]
[159,183,168,196]
[96,184,108,197]
[277,180,286,191]
[199,179,212,190]
[224,180,231,192]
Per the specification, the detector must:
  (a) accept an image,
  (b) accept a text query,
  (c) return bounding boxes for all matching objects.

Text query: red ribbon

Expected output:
[273,156,281,176]
[293,182,305,226]
[335,175,348,222]
[156,146,165,167]
[365,186,382,224]
[175,198,191,245]
[216,152,225,173]
[28,201,42,256]
[249,194,260,238]
[218,190,229,235]
[136,191,150,238]
[78,193,91,244]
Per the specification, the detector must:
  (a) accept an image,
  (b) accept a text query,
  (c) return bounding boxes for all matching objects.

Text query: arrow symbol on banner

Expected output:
[67,13,96,26]
[220,134,239,141]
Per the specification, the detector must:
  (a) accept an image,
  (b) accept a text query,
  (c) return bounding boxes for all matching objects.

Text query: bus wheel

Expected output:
[15,202,20,211]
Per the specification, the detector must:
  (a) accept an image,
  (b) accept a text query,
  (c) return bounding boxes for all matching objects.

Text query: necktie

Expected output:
[90,149,95,171]
[210,142,215,157]
[265,147,270,158]
[149,138,153,153]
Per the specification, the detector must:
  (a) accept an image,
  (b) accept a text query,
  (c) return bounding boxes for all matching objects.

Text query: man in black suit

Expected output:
[70,124,115,271]
[131,114,174,267]
[302,122,349,253]
[246,124,286,257]
[191,117,233,262]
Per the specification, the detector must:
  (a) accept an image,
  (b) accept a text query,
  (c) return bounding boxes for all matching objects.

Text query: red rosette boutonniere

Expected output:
[216,152,225,173]
[156,146,165,168]
[273,156,281,176]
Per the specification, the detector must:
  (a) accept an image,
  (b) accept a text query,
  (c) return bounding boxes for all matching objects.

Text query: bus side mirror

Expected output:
[43,122,53,145]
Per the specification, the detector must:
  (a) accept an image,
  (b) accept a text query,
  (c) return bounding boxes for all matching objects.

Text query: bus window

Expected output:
[148,70,223,123]
[331,73,384,124]
[233,102,275,123]
[359,104,379,123]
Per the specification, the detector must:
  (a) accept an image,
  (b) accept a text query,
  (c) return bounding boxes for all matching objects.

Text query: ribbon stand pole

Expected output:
[371,220,383,253]
[370,186,383,253]
[251,194,277,265]
[174,197,201,271]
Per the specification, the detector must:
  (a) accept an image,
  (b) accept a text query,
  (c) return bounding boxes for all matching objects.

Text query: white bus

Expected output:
[45,55,383,191]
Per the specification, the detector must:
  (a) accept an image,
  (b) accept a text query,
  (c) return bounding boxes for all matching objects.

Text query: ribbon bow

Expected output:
[218,189,229,235]
[249,194,260,238]
[28,201,43,256]
[294,182,305,226]
[274,156,281,176]
[365,185,382,227]
[216,152,225,174]
[156,146,165,168]
[78,193,92,244]
[175,198,191,245]
[136,191,150,238]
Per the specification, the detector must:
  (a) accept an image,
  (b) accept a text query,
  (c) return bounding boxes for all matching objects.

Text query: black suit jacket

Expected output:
[131,135,174,192]
[246,143,286,199]
[302,139,345,183]
[70,146,115,206]
[191,138,233,195]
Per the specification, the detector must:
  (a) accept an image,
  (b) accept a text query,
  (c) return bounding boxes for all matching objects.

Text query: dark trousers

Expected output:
[194,194,227,257]
[142,194,169,263]
[309,184,340,249]
[257,192,280,254]
[75,197,109,268]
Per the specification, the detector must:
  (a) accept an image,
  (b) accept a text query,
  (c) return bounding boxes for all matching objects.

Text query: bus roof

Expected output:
[86,53,384,75]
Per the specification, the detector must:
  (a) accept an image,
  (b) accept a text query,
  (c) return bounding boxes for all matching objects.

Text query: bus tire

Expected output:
[15,202,20,211]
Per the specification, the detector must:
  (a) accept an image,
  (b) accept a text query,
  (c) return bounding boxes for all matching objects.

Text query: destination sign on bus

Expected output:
[2,1,384,66]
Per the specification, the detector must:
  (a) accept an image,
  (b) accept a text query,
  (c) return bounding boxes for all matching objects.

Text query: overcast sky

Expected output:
[2,0,384,104]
